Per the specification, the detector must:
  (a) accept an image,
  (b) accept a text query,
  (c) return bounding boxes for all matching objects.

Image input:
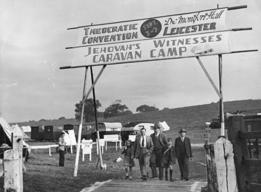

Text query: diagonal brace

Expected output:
[74,66,89,177]
[73,65,106,177]
[83,65,107,102]
[196,56,222,99]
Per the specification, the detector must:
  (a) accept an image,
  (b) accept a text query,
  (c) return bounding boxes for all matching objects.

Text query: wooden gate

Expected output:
[226,114,261,192]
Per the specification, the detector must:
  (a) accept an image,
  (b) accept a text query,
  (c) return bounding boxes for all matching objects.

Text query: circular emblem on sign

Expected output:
[140,18,162,38]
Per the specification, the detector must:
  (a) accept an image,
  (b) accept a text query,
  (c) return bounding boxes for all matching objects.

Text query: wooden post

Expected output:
[205,122,211,144]
[204,144,218,192]
[218,54,225,137]
[70,145,73,154]
[4,127,23,192]
[90,66,104,168]
[74,66,88,177]
[214,137,238,192]
[48,146,52,156]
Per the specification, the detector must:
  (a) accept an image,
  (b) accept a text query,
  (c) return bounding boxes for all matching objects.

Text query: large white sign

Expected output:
[69,8,230,65]
[64,130,77,146]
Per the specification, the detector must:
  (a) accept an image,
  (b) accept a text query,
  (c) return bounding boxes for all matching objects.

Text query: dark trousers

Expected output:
[150,149,163,179]
[59,150,65,167]
[177,156,189,179]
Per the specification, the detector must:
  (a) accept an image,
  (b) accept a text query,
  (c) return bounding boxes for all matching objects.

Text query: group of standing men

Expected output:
[133,123,192,181]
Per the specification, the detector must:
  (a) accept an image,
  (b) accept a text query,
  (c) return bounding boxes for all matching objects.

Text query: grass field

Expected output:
[4,99,260,191]
[0,144,207,192]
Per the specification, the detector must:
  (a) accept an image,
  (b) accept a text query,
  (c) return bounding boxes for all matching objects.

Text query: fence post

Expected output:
[4,129,23,192]
[204,144,217,192]
[214,137,238,192]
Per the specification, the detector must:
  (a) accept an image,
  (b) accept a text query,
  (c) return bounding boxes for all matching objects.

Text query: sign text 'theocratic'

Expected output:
[70,8,230,65]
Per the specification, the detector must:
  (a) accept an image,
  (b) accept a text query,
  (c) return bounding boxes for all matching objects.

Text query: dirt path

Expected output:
[81,178,206,192]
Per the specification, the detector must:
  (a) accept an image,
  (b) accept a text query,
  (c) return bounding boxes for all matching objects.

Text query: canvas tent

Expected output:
[133,123,155,136]
[130,121,170,139]
[11,124,30,140]
[130,121,170,135]
[21,125,31,133]
[96,122,122,132]
[0,117,26,146]
[81,122,122,140]
[0,117,12,147]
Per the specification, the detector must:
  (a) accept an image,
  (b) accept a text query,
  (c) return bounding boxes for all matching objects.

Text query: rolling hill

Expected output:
[105,99,261,129]
[14,99,261,143]
[103,99,261,142]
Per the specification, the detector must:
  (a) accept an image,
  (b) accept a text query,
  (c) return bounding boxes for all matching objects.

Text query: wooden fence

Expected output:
[203,137,238,192]
[204,144,218,192]
[226,114,261,192]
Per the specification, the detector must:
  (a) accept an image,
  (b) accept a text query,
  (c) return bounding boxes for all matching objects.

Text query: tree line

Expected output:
[74,99,159,122]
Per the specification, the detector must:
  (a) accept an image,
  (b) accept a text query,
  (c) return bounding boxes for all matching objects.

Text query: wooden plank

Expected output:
[224,139,238,192]
[244,160,261,184]
[249,183,261,192]
[214,138,227,192]
[30,144,58,149]
[239,131,261,139]
[204,144,218,191]
[244,159,261,166]
[214,137,238,192]
[4,131,23,192]
[227,116,249,192]
[82,179,206,192]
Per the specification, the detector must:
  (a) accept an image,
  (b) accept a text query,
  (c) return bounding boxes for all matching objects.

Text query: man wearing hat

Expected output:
[175,128,192,181]
[150,123,168,180]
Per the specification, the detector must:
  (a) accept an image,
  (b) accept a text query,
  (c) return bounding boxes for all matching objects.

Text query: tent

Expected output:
[0,117,27,146]
[0,117,12,146]
[132,121,170,136]
[102,122,122,132]
[20,125,31,133]
[133,123,155,136]
[11,124,30,140]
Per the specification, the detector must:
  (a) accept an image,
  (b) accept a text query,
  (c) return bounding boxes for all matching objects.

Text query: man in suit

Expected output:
[134,127,154,180]
[175,128,192,181]
[150,123,168,180]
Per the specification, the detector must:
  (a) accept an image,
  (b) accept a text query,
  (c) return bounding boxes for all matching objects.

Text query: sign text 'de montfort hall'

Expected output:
[72,8,230,65]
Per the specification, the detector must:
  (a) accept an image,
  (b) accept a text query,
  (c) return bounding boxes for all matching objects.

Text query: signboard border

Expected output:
[68,6,232,30]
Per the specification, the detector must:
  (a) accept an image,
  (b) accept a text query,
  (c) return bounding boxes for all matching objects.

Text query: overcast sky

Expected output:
[0,0,260,122]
